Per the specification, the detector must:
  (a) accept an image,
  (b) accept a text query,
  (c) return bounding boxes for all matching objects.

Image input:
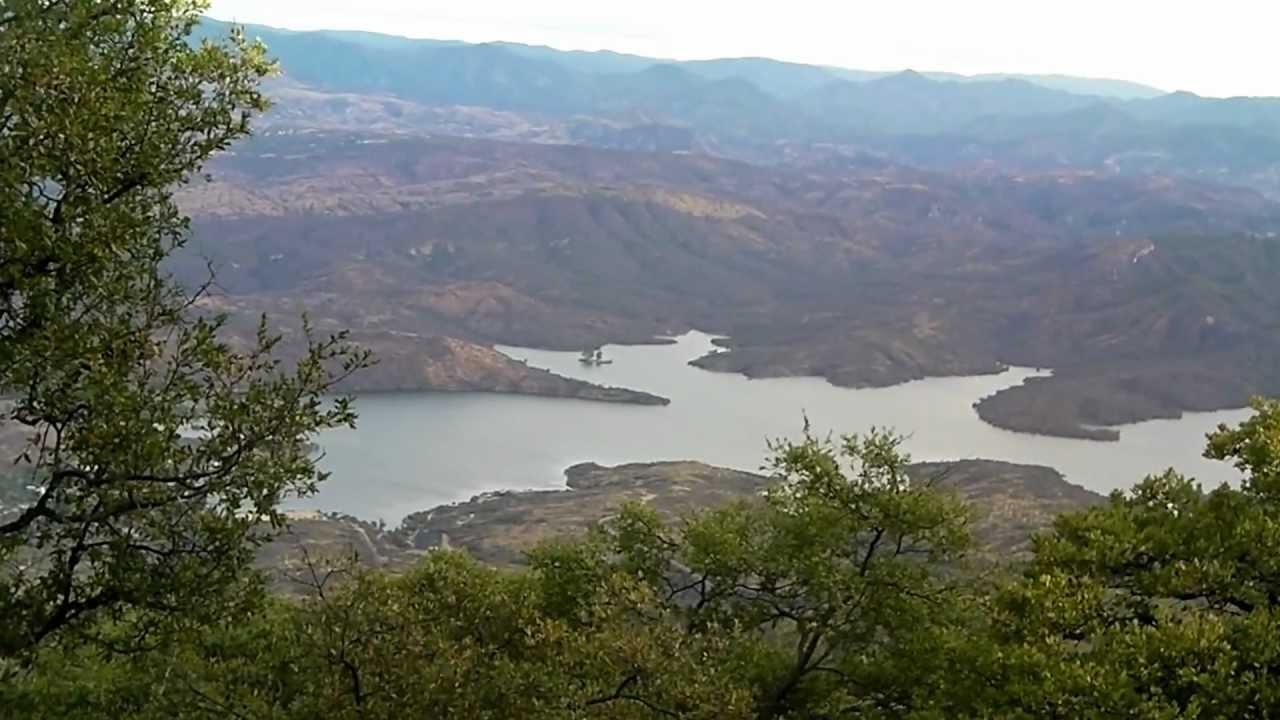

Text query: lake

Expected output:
[304,332,1252,523]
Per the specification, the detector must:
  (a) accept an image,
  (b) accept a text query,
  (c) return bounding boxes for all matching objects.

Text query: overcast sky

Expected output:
[207,0,1277,97]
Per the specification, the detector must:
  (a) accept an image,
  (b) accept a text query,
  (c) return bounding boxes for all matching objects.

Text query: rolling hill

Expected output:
[180,131,1280,438]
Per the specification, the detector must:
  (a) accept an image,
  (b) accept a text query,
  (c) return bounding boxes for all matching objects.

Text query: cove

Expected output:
[304,332,1251,523]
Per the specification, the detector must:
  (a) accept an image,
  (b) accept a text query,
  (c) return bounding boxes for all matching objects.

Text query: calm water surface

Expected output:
[305,332,1251,523]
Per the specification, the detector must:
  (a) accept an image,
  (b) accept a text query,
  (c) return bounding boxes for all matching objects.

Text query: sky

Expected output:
[206,0,1279,98]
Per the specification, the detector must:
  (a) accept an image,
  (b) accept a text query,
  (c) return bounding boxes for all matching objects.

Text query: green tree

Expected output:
[2,549,749,719]
[964,398,1280,717]
[588,428,976,719]
[2,428,976,719]
[0,0,369,660]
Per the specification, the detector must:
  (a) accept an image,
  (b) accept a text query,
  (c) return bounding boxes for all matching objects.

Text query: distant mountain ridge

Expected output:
[194,18,1280,199]
[201,17,1166,100]
[181,19,1280,442]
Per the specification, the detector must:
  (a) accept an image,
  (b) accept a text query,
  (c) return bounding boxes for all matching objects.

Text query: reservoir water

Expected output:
[305,332,1252,523]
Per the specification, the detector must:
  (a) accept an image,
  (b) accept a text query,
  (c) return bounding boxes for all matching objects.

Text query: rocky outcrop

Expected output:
[397,459,1103,565]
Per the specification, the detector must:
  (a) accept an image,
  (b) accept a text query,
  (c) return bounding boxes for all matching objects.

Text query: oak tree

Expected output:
[0,0,369,659]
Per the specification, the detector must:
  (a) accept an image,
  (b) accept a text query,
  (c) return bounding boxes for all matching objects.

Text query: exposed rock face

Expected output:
[256,459,1101,589]
[203,309,668,406]
[689,330,1007,389]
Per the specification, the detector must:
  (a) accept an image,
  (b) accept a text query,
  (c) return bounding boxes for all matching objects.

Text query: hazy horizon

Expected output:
[206,0,1279,99]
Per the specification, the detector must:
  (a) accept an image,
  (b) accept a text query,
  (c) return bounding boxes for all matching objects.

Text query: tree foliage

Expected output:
[6,404,1280,717]
[0,0,369,660]
[954,398,1280,718]
[1,428,979,719]
[581,428,975,719]
[3,550,749,719]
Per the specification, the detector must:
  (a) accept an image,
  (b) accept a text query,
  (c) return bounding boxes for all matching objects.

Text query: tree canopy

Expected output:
[8,405,1280,718]
[969,398,1280,718]
[0,0,369,660]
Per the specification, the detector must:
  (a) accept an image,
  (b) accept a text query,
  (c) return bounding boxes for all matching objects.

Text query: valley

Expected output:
[182,131,1280,440]
[298,334,1249,525]
[166,18,1280,552]
[10,6,1280,714]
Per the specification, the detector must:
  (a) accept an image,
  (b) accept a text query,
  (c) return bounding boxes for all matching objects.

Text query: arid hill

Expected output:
[395,459,1103,566]
[257,458,1103,586]
[182,131,1280,438]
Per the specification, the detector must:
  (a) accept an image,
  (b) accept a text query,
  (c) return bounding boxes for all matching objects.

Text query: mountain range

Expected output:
[198,18,1168,99]
[177,19,1280,441]
[179,130,1280,439]
[198,18,1280,196]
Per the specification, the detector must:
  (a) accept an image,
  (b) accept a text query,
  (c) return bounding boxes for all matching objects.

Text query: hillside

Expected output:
[257,458,1105,580]
[975,233,1280,437]
[198,18,1280,197]
[392,459,1103,567]
[181,131,1280,438]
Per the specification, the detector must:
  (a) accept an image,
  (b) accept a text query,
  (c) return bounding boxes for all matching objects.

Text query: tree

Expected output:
[962,398,1280,717]
[13,404,1280,717]
[587,428,976,719]
[3,549,750,719]
[0,428,975,719]
[0,0,369,659]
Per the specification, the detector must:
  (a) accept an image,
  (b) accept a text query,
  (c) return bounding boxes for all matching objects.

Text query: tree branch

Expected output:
[584,673,680,718]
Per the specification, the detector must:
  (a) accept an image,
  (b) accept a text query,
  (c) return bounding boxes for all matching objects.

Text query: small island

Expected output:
[579,347,614,366]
